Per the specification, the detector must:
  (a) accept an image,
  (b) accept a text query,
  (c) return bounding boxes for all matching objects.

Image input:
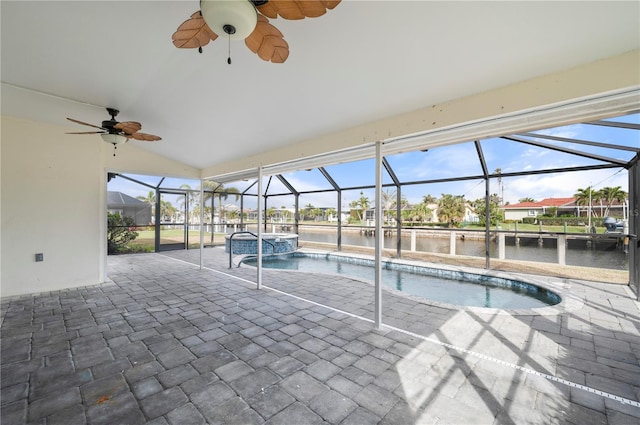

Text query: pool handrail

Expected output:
[228,231,276,268]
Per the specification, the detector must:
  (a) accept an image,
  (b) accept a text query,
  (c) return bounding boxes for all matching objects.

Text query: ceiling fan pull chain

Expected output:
[113,144,117,157]
[227,33,232,65]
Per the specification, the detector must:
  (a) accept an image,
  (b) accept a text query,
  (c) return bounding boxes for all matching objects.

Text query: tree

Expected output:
[518,197,535,203]
[301,203,315,221]
[178,183,197,224]
[107,212,138,254]
[545,206,558,218]
[381,189,397,223]
[422,194,438,204]
[405,202,432,223]
[160,200,177,222]
[472,194,503,226]
[203,181,240,223]
[349,191,370,223]
[599,186,627,217]
[191,204,202,222]
[437,194,466,227]
[325,208,337,221]
[494,168,503,205]
[279,207,292,221]
[574,186,598,218]
[380,189,408,223]
[137,191,156,218]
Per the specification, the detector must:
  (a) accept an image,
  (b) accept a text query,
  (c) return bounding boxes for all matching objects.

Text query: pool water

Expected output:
[243,254,560,309]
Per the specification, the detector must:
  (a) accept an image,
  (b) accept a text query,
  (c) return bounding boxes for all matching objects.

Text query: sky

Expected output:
[108,112,639,210]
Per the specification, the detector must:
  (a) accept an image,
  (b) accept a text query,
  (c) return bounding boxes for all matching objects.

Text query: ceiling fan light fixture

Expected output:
[101,133,128,145]
[200,0,257,40]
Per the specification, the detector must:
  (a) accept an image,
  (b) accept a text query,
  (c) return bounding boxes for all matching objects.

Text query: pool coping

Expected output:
[244,248,585,316]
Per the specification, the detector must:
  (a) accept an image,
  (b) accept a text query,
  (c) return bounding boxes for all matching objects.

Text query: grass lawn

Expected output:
[126,229,227,251]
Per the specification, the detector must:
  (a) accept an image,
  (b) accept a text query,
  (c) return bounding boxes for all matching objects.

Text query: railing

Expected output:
[294,224,630,270]
[228,231,276,268]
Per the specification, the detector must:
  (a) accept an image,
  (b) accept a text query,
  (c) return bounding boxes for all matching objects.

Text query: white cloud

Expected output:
[521,147,544,158]
[538,124,581,139]
[398,144,482,180]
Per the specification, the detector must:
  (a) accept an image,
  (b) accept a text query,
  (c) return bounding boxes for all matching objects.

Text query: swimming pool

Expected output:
[242,253,561,309]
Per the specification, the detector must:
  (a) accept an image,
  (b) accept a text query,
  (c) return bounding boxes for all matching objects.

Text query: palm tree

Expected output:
[473,194,503,226]
[137,191,156,221]
[518,197,535,203]
[599,186,627,217]
[266,207,277,221]
[137,190,155,206]
[349,191,370,223]
[191,204,202,223]
[203,181,240,223]
[494,168,503,205]
[380,189,408,224]
[422,194,437,205]
[178,183,197,224]
[160,200,177,222]
[325,207,337,221]
[574,186,597,218]
[381,189,397,223]
[279,207,292,221]
[437,194,466,227]
[593,189,605,217]
[227,210,239,222]
[409,202,432,223]
[311,208,323,221]
[301,203,315,221]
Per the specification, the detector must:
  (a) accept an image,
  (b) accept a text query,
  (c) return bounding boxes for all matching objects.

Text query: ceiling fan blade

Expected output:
[114,121,142,135]
[245,15,289,63]
[129,132,161,142]
[172,10,218,49]
[66,131,105,135]
[257,0,341,20]
[323,1,342,12]
[66,117,106,130]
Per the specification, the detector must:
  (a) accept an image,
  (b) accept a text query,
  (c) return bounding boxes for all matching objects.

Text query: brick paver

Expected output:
[1,248,638,424]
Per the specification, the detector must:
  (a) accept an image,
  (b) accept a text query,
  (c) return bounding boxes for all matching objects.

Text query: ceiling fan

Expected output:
[172,0,341,63]
[66,108,161,143]
[66,108,161,155]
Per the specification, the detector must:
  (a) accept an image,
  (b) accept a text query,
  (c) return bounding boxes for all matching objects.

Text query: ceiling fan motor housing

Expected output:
[101,119,119,130]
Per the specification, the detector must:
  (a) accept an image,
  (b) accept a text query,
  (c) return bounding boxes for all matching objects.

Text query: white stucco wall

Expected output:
[0,116,199,297]
[504,210,536,221]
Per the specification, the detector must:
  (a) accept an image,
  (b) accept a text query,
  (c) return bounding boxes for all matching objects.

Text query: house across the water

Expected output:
[502,197,626,222]
[107,191,152,225]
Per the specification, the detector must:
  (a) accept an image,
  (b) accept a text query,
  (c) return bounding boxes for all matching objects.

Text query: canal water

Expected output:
[297,230,628,271]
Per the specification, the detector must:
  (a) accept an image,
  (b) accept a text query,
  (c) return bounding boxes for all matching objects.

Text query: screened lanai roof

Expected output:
[110,111,638,205]
[225,112,639,202]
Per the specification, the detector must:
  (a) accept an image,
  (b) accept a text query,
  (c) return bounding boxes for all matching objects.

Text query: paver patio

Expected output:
[1,247,639,424]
